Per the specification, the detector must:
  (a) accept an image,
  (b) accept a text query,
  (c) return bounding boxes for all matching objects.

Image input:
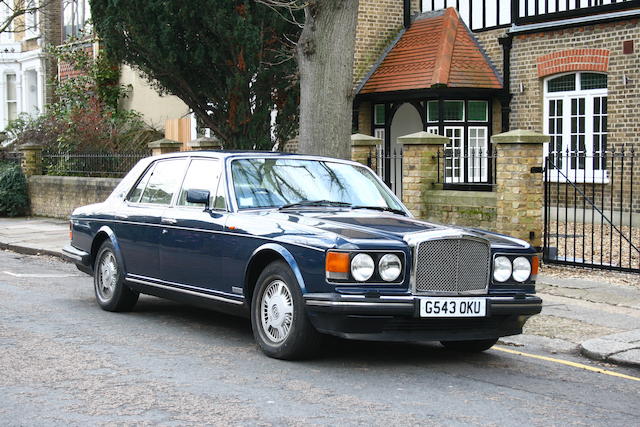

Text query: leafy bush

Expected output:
[5,41,161,154]
[0,162,29,217]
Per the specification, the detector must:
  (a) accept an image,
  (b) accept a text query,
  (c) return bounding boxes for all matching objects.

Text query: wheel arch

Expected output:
[243,243,307,305]
[90,226,127,273]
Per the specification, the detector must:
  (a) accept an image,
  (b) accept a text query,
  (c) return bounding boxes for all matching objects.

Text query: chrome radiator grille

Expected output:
[414,238,490,294]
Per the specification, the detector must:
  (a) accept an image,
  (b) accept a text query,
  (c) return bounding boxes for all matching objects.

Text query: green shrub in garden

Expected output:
[0,162,29,217]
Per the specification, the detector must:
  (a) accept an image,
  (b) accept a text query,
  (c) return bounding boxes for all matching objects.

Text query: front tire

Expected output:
[93,241,139,312]
[251,261,321,360]
[440,338,498,353]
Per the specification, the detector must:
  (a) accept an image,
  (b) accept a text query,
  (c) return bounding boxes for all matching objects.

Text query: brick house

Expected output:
[353,0,639,217]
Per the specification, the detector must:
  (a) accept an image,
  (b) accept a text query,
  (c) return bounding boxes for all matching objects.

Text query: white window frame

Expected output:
[467,126,488,183]
[24,0,39,39]
[5,73,18,125]
[63,0,92,40]
[543,72,608,184]
[443,126,464,184]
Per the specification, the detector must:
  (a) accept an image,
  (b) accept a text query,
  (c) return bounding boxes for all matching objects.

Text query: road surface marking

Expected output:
[2,271,80,278]
[494,346,640,382]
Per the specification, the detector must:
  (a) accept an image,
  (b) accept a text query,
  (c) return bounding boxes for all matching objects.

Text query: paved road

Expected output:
[0,250,638,426]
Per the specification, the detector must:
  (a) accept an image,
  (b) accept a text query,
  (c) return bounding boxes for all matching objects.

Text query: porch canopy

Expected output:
[356,7,502,99]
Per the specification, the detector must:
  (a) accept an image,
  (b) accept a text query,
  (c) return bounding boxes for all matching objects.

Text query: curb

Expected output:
[0,242,68,262]
[580,332,640,369]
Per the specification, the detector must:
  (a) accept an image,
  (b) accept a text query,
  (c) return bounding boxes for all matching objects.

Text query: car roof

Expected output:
[148,150,359,164]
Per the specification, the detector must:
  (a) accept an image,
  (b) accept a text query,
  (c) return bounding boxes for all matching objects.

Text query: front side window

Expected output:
[177,159,223,208]
[544,72,607,183]
[137,159,188,205]
[231,158,403,211]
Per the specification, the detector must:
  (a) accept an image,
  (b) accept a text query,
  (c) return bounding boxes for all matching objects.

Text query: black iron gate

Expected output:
[543,148,639,273]
[367,146,403,199]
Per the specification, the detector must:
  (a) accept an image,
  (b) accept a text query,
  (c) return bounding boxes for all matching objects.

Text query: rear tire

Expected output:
[251,261,321,360]
[93,241,139,312]
[440,338,498,353]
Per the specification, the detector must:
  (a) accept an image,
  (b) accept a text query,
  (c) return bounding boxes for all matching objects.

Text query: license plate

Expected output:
[418,297,486,318]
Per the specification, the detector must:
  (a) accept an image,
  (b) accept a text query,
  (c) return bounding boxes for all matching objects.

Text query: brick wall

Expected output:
[474,27,507,80]
[28,176,120,219]
[423,190,497,230]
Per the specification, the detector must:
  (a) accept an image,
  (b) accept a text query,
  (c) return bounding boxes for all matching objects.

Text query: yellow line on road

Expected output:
[493,346,640,382]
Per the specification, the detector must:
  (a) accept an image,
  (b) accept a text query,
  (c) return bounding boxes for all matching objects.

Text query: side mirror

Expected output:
[186,189,210,210]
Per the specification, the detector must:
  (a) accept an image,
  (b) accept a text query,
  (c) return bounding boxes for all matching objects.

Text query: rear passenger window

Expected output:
[177,159,222,207]
[138,159,188,205]
[127,164,155,203]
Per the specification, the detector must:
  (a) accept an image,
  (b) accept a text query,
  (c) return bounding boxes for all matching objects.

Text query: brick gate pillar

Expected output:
[492,129,549,250]
[351,133,382,168]
[398,131,449,218]
[19,143,43,176]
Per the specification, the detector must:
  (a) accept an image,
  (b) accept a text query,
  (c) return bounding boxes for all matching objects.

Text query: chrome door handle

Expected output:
[161,217,177,225]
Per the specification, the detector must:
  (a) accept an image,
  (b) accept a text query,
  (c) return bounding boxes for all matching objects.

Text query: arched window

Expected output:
[543,72,608,183]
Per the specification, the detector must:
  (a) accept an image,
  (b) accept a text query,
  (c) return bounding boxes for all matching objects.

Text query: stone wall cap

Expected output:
[492,129,550,144]
[188,136,223,149]
[351,133,382,146]
[397,131,449,145]
[148,138,183,148]
[19,142,44,150]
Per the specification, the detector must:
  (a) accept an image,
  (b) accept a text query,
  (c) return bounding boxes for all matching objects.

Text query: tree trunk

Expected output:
[297,0,359,159]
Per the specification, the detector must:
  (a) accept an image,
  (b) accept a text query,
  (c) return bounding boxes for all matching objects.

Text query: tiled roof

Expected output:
[358,8,502,95]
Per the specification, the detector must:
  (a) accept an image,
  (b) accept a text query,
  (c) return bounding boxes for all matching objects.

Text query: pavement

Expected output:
[1,215,639,369]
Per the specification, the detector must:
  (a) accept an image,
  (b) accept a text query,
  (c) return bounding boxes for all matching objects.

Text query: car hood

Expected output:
[256,209,530,250]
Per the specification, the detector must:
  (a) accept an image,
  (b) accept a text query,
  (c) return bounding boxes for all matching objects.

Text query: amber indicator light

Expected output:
[326,251,349,273]
[531,255,539,276]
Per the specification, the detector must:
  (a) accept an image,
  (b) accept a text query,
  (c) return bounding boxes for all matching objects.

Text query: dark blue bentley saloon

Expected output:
[63,151,542,359]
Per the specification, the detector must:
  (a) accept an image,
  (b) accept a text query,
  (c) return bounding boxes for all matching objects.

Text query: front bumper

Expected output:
[304,293,542,342]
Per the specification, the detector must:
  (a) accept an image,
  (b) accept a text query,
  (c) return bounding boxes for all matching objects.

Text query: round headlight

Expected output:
[351,253,374,282]
[493,256,512,282]
[512,257,532,282]
[379,254,402,282]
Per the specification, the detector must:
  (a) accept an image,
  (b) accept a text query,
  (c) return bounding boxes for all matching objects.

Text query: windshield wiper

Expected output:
[351,205,407,216]
[279,200,352,210]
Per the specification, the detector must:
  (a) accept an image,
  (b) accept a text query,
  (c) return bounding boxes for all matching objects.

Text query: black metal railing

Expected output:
[422,0,638,32]
[0,151,22,165]
[367,146,404,199]
[42,151,150,178]
[436,148,496,191]
[543,147,639,273]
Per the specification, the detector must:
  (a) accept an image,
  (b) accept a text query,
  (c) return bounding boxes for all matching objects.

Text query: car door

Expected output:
[115,158,188,279]
[159,157,231,293]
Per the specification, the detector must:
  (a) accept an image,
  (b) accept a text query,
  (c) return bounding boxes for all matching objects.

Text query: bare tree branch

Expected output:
[0,0,56,35]
[255,0,306,28]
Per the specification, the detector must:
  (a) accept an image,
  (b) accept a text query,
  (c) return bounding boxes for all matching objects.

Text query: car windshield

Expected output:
[231,157,404,212]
